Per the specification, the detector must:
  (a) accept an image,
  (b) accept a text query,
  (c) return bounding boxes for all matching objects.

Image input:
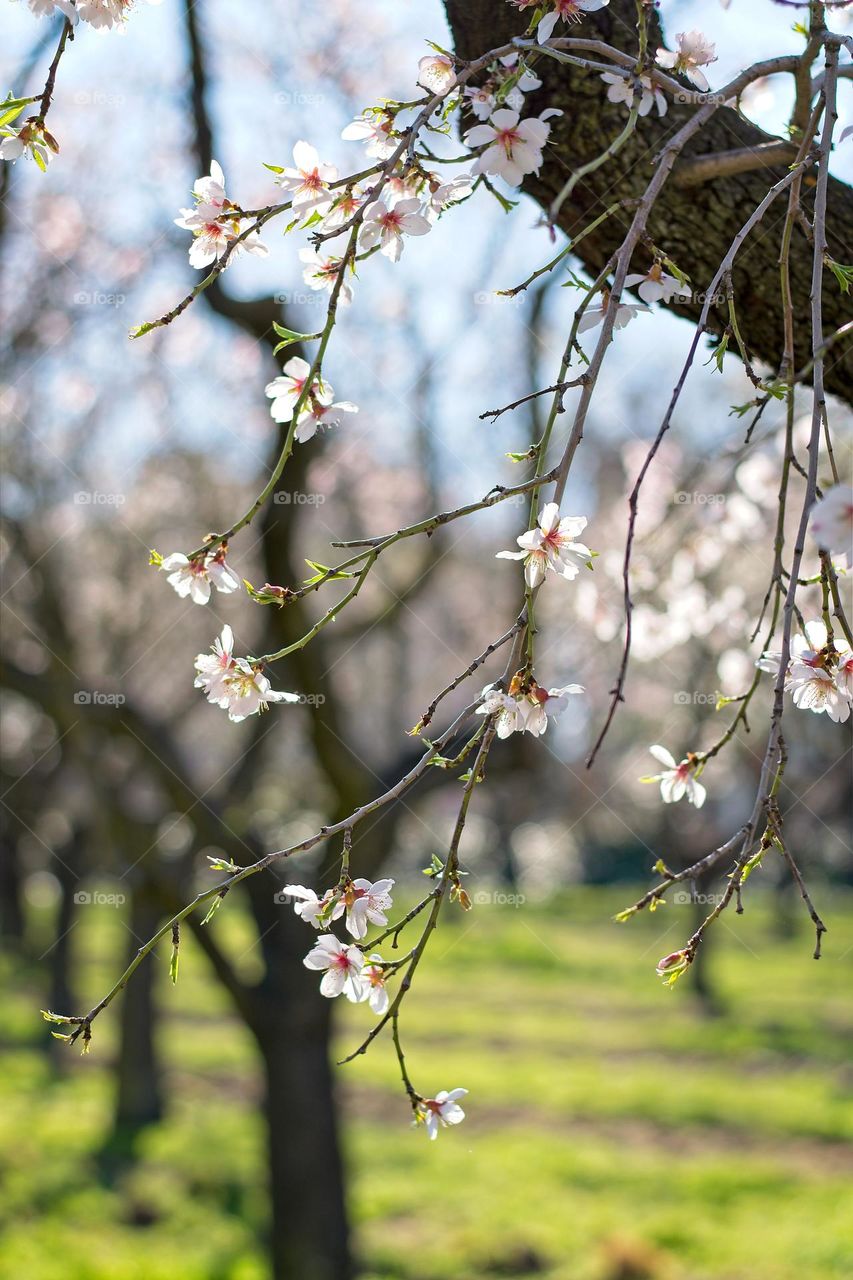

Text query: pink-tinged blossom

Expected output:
[265,357,357,442]
[418,1088,467,1140]
[27,0,78,23]
[601,71,667,117]
[642,745,706,808]
[464,108,552,188]
[323,188,365,233]
[160,550,240,605]
[194,625,300,723]
[656,949,691,985]
[809,485,853,565]
[351,955,389,1015]
[497,502,592,588]
[281,885,344,928]
[523,683,585,737]
[298,246,353,304]
[477,679,583,738]
[174,161,268,269]
[341,113,397,159]
[656,31,717,92]
[533,0,611,44]
[275,141,338,214]
[303,934,365,999]
[758,619,853,721]
[343,878,395,940]
[359,197,431,262]
[293,397,359,444]
[625,265,691,304]
[788,664,851,723]
[265,357,327,423]
[417,54,457,94]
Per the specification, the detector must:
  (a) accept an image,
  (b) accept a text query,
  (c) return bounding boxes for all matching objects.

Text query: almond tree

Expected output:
[3,1,852,1278]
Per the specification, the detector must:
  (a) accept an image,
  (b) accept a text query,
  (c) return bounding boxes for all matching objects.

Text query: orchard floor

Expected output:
[2,885,851,1280]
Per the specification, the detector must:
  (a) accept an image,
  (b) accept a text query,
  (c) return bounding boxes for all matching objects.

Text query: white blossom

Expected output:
[601,71,667,118]
[656,31,717,92]
[298,246,353,305]
[303,935,365,999]
[281,885,343,928]
[343,878,395,940]
[275,141,338,215]
[265,357,357,442]
[497,502,592,588]
[475,686,527,739]
[359,197,431,262]
[417,54,457,94]
[351,955,389,1015]
[418,1089,467,1140]
[523,683,585,737]
[464,108,551,188]
[535,0,610,44]
[194,625,300,722]
[174,160,268,269]
[0,122,55,167]
[578,291,651,333]
[642,745,706,808]
[293,398,359,444]
[160,551,240,605]
[625,265,691,304]
[427,173,475,221]
[27,0,78,22]
[341,113,397,159]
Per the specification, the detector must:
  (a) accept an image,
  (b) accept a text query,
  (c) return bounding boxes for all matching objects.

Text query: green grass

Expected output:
[1,886,851,1279]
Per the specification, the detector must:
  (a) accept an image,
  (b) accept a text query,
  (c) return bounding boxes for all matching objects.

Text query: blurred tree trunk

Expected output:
[107,882,165,1156]
[47,826,83,1069]
[0,807,25,947]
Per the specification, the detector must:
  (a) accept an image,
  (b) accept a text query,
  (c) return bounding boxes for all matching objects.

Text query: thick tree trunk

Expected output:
[241,868,351,1280]
[443,0,853,404]
[256,1001,351,1280]
[110,885,164,1146]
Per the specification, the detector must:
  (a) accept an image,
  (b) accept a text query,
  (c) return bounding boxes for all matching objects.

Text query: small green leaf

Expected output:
[0,95,38,128]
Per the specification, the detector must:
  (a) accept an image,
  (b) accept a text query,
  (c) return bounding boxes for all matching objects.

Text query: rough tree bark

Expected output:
[443,0,853,405]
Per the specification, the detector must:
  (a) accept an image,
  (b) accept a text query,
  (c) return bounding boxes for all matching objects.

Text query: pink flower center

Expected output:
[301,169,325,191]
[379,210,404,232]
[333,952,354,972]
[495,126,522,155]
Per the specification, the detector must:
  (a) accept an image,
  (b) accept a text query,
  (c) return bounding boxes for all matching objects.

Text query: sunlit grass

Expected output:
[2,886,851,1279]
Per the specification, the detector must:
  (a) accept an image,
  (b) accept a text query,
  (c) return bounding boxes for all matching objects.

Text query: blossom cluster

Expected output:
[759,620,853,725]
[478,674,583,739]
[194,625,300,723]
